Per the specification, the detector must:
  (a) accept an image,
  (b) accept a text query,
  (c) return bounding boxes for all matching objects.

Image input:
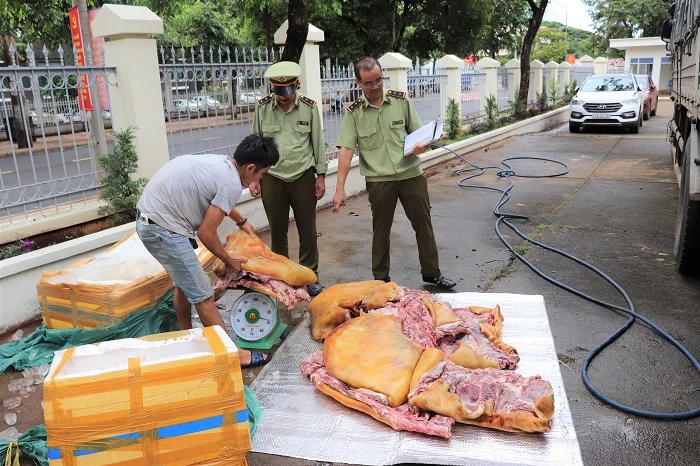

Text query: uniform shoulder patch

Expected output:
[346,98,364,114]
[299,94,317,107]
[257,94,274,107]
[387,89,406,99]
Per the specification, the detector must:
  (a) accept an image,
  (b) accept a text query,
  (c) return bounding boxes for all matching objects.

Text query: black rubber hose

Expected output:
[437,143,700,420]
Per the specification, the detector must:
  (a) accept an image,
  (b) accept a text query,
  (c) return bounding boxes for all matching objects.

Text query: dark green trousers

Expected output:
[260,169,319,274]
[366,174,440,280]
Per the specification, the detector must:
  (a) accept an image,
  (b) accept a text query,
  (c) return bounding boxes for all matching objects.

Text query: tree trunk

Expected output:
[263,5,271,58]
[518,0,549,109]
[280,0,308,63]
[1,36,33,149]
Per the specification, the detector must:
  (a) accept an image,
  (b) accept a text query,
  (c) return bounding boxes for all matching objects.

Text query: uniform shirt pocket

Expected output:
[262,124,280,137]
[295,122,311,134]
[389,120,408,140]
[357,125,381,150]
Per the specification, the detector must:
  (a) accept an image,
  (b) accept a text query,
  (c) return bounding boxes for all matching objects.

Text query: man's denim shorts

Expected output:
[136,219,214,304]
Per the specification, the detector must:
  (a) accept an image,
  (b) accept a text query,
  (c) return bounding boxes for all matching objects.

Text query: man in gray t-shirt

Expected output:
[136,134,279,368]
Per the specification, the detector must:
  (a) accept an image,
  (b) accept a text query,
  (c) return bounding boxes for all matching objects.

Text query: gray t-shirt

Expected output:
[137,154,243,238]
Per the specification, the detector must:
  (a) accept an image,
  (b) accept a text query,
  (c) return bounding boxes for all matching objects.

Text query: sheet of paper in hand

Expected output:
[403,120,444,156]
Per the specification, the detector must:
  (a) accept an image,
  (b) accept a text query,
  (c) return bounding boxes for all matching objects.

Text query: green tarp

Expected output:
[0,290,178,374]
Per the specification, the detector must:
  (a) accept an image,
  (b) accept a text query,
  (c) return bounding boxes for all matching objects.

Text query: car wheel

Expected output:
[650,99,657,117]
[569,121,580,133]
[643,106,650,120]
[674,125,700,274]
[629,114,641,134]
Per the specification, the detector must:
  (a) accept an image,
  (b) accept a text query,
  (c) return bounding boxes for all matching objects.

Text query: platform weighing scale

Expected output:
[227,289,287,350]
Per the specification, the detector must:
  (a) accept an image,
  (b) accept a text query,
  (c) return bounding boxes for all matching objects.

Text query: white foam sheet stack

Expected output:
[250,293,583,466]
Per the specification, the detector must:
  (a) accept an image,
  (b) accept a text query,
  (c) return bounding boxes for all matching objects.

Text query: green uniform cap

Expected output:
[265,61,302,96]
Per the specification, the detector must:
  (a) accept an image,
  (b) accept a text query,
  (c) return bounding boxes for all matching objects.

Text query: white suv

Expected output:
[569,74,644,134]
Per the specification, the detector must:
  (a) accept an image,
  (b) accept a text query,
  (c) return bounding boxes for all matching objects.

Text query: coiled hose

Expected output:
[438,143,700,420]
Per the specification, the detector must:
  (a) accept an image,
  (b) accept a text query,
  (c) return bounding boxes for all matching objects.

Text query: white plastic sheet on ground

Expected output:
[250,292,583,466]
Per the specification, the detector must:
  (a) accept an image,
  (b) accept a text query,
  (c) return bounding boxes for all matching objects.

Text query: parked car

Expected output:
[173,99,201,115]
[634,74,658,120]
[239,92,262,105]
[569,74,644,134]
[194,95,221,111]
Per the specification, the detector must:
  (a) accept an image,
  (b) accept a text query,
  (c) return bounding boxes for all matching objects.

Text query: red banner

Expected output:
[88,8,110,110]
[69,6,92,111]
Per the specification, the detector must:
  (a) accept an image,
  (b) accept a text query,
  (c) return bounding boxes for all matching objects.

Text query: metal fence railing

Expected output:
[409,72,446,125]
[320,65,364,161]
[158,46,277,160]
[497,67,512,111]
[461,67,486,120]
[1,43,116,224]
[571,67,594,88]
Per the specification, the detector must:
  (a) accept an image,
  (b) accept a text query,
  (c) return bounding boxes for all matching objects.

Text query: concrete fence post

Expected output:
[544,61,559,97]
[435,54,463,122]
[559,61,571,95]
[529,60,544,102]
[504,59,521,104]
[570,63,583,87]
[579,55,594,70]
[593,56,608,75]
[274,21,324,105]
[378,52,411,94]
[476,57,499,114]
[92,5,169,180]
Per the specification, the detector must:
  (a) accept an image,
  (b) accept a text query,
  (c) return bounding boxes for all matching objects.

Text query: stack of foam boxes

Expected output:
[37,232,215,329]
[43,326,250,465]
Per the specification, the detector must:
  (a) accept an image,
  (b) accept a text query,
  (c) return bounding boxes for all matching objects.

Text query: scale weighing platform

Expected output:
[223,288,287,350]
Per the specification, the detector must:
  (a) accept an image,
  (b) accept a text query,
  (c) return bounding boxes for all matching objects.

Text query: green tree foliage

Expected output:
[481,0,529,59]
[583,0,673,55]
[540,20,600,59]
[98,127,148,225]
[531,25,567,63]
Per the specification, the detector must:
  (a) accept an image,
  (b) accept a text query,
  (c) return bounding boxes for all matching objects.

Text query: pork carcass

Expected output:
[212,229,316,308]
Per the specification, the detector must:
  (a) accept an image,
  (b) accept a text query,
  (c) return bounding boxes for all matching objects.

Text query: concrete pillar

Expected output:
[92,5,168,180]
[559,61,571,95]
[544,61,559,98]
[274,21,324,105]
[504,59,521,104]
[476,57,500,112]
[378,52,411,93]
[529,60,544,102]
[435,54,463,122]
[579,55,594,69]
[593,56,608,75]
[570,63,583,88]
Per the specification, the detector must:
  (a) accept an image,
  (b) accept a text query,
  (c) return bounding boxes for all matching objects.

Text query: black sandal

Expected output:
[422,275,456,289]
[241,350,271,369]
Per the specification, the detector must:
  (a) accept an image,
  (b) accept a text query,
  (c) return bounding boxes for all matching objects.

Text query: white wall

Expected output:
[621,45,669,90]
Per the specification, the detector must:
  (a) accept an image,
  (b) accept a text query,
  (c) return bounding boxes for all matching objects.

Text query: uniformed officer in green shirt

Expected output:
[333,57,456,289]
[250,61,327,296]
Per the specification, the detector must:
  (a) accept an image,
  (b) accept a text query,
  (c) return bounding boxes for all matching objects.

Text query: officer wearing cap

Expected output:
[250,61,327,296]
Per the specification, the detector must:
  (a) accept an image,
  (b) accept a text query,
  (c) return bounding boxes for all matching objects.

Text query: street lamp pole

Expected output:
[550,0,569,53]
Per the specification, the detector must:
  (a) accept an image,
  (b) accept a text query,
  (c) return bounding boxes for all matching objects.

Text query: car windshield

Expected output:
[581,77,636,92]
[636,77,649,89]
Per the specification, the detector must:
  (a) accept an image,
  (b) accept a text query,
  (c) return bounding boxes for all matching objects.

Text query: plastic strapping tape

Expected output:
[47,346,76,466]
[128,357,159,464]
[202,326,241,446]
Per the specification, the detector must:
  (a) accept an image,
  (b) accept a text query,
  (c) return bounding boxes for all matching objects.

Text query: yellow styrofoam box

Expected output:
[44,326,250,466]
[37,231,215,329]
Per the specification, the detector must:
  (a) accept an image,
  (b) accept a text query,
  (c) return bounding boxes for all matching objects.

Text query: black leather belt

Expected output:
[137,211,157,225]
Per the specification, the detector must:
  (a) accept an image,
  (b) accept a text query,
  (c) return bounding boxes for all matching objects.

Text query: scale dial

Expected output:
[230,292,278,341]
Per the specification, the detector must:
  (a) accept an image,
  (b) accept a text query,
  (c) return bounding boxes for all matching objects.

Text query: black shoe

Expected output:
[376,277,391,283]
[422,275,456,289]
[307,281,324,297]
